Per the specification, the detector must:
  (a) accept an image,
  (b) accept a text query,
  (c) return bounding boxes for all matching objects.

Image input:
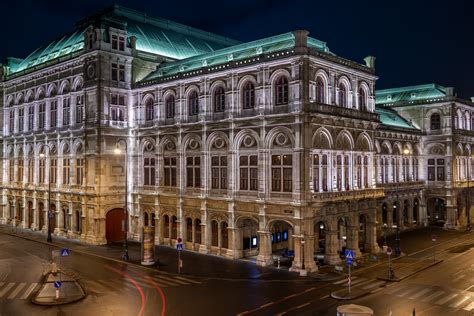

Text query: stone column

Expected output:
[225,227,242,259]
[290,234,303,272]
[198,220,210,254]
[346,225,362,258]
[325,230,341,265]
[365,221,380,254]
[303,235,318,272]
[256,231,273,266]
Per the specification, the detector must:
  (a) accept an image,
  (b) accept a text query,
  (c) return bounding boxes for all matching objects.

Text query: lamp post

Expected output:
[467,156,472,231]
[115,140,129,261]
[39,150,52,243]
[395,148,411,257]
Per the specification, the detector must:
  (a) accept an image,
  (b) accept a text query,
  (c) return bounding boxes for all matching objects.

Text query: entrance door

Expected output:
[106,208,125,243]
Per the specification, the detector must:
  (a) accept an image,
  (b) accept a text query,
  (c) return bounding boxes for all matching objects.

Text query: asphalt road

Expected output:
[0,229,473,316]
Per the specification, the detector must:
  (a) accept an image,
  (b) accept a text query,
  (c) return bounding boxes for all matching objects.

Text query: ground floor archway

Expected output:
[427,197,446,225]
[106,208,125,243]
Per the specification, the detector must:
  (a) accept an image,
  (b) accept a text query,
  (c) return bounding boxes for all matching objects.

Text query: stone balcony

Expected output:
[312,188,385,203]
[308,102,379,122]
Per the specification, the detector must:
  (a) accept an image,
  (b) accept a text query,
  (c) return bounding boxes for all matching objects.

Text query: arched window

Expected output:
[188,91,199,116]
[275,76,289,105]
[144,212,149,226]
[151,213,155,227]
[165,95,175,118]
[316,77,325,103]
[430,113,441,130]
[242,82,255,109]
[214,87,225,112]
[358,87,367,110]
[145,98,154,121]
[338,83,347,107]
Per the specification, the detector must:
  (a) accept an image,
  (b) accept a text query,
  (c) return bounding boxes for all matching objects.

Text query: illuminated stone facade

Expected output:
[0,5,470,271]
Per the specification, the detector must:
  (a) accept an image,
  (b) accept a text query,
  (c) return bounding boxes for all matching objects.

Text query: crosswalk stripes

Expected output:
[20,283,37,300]
[421,290,445,302]
[174,276,202,285]
[436,293,458,305]
[333,276,358,285]
[7,283,26,300]
[395,287,420,298]
[449,295,470,308]
[0,282,39,300]
[408,288,431,300]
[155,275,189,285]
[463,301,474,311]
[361,280,385,290]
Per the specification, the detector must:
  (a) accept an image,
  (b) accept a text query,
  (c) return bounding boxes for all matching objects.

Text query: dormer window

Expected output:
[112,35,125,51]
[112,35,118,50]
[411,93,416,99]
[387,95,392,101]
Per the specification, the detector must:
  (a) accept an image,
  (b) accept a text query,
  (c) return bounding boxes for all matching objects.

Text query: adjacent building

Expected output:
[0,5,470,272]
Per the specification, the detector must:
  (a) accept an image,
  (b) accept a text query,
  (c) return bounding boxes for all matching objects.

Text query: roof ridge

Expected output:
[376,83,446,94]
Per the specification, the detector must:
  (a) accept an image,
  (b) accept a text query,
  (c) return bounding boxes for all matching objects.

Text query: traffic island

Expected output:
[31,271,86,306]
[377,259,443,282]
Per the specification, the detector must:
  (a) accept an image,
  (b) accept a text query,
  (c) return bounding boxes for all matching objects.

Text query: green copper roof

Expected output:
[375,106,419,130]
[7,5,240,75]
[141,32,330,82]
[375,83,447,105]
[8,28,86,74]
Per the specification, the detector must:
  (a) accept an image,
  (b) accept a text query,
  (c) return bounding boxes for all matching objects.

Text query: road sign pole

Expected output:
[388,254,391,279]
[348,263,351,294]
[178,249,181,274]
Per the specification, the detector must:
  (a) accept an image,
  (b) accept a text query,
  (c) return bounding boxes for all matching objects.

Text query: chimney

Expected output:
[445,87,454,97]
[293,30,309,50]
[363,56,376,70]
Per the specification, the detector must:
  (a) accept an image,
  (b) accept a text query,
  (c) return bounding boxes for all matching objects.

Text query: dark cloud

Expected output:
[1,0,473,98]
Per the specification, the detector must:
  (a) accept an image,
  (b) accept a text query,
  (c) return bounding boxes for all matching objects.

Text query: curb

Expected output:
[31,270,86,306]
[330,289,372,300]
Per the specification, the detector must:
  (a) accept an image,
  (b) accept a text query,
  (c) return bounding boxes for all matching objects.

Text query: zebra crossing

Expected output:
[0,282,39,300]
[332,276,385,291]
[386,283,474,312]
[84,274,202,294]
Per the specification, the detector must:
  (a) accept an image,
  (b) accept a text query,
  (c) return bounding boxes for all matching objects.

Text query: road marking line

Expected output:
[422,290,445,303]
[386,284,409,295]
[0,283,15,298]
[108,278,139,290]
[464,285,474,291]
[150,276,179,286]
[7,283,25,299]
[396,287,420,298]
[90,280,112,292]
[409,288,431,300]
[284,293,297,299]
[333,276,358,285]
[319,294,329,300]
[297,302,311,309]
[351,279,372,287]
[156,275,189,285]
[20,283,37,300]
[436,293,458,305]
[142,276,169,288]
[463,301,474,311]
[453,274,466,282]
[362,281,386,290]
[173,276,201,284]
[449,296,470,308]
[453,270,464,276]
[260,302,274,308]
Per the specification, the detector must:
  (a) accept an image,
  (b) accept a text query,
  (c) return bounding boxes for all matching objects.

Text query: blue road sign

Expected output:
[345,250,355,259]
[346,258,353,265]
[176,243,183,251]
[60,248,70,257]
[54,281,62,289]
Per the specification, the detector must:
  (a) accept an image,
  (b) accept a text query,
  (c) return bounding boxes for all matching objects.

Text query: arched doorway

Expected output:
[236,218,259,258]
[392,201,399,228]
[38,202,44,230]
[314,221,326,264]
[28,201,33,229]
[413,198,419,225]
[269,220,294,267]
[106,208,125,243]
[381,203,388,227]
[427,197,446,225]
[403,200,409,226]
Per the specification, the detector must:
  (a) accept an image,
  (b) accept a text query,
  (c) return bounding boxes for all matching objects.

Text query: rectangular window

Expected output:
[111,35,118,50]
[143,157,156,186]
[119,65,125,82]
[50,101,57,128]
[50,159,57,184]
[9,110,14,133]
[111,63,118,81]
[336,155,342,190]
[28,159,34,183]
[17,159,23,182]
[76,105,83,124]
[239,155,258,191]
[18,108,24,132]
[110,93,125,122]
[39,158,45,183]
[9,160,14,182]
[28,106,34,130]
[63,97,70,126]
[211,156,227,189]
[163,157,177,187]
[63,159,70,185]
[313,154,320,192]
[322,155,328,191]
[271,154,292,192]
[186,156,201,188]
[119,36,125,51]
[39,103,45,129]
[76,158,84,185]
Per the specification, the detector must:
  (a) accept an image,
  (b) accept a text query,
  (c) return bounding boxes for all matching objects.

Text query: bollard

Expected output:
[51,262,57,274]
[277,257,280,269]
[55,289,60,300]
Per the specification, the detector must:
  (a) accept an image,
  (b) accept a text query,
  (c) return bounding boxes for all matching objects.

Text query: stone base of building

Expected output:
[256,254,273,266]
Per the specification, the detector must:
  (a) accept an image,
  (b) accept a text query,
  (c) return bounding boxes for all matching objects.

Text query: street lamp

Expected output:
[395,148,411,257]
[39,151,52,243]
[115,140,129,261]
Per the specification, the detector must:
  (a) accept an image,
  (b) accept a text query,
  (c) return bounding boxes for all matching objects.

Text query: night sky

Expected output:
[1,0,473,98]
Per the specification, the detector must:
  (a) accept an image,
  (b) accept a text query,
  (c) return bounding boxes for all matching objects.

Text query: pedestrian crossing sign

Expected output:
[345,250,355,259]
[60,248,70,257]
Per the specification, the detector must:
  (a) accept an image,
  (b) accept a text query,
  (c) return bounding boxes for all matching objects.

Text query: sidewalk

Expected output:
[0,225,335,281]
